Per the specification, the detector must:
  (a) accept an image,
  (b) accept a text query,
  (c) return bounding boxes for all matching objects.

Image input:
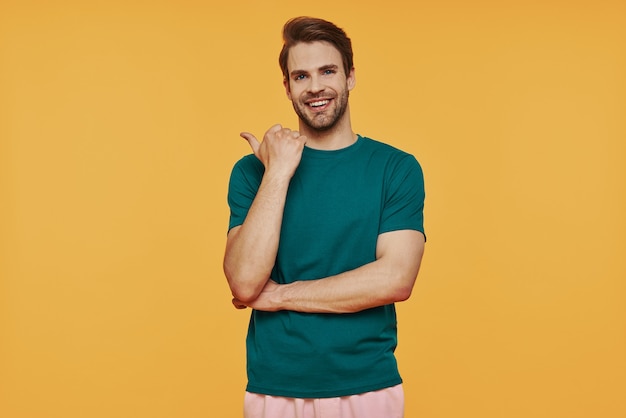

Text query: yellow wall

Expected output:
[1,1,624,417]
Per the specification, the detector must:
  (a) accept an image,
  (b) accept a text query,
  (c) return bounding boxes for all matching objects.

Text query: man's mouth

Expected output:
[307,99,331,109]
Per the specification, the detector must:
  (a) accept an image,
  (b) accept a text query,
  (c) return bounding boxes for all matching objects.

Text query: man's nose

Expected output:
[307,75,324,94]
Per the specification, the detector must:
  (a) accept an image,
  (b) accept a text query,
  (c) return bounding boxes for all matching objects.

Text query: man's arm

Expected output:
[223,125,306,303]
[232,229,425,313]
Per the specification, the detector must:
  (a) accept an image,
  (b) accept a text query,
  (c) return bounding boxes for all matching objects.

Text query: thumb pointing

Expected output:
[240,132,261,155]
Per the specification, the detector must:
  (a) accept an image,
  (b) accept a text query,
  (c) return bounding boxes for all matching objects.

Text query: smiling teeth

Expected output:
[310,100,329,107]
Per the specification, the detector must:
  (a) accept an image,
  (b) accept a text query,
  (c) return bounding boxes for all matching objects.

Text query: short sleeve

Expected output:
[379,154,425,238]
[227,155,264,232]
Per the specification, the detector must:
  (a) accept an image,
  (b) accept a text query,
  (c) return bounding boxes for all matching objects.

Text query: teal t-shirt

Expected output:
[227,135,425,398]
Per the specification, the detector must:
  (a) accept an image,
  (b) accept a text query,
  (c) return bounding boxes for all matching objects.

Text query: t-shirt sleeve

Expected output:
[379,154,426,238]
[227,155,264,232]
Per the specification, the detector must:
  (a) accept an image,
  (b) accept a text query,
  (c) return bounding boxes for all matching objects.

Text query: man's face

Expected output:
[284,41,355,132]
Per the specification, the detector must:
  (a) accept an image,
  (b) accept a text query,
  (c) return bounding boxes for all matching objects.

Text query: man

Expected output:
[224,16,425,418]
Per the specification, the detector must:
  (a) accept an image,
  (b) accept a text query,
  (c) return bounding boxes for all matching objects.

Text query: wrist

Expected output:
[274,281,295,311]
[262,169,293,188]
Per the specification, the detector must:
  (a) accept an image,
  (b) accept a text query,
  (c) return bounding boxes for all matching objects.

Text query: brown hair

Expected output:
[279,17,354,80]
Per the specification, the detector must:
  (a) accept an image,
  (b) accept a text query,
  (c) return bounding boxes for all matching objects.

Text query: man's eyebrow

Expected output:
[289,69,308,77]
[289,64,339,77]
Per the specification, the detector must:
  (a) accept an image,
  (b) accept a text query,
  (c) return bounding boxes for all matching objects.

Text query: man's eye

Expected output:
[295,74,306,80]
[323,69,335,75]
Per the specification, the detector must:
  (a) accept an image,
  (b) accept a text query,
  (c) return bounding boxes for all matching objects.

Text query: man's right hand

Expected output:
[240,124,306,179]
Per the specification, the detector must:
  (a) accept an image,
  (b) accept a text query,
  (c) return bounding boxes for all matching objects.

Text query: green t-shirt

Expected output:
[227,135,425,398]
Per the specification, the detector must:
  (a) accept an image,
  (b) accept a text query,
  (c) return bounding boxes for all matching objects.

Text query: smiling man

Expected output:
[224,16,426,418]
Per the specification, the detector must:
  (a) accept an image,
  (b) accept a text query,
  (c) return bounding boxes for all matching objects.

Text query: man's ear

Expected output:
[283,78,292,100]
[347,67,356,91]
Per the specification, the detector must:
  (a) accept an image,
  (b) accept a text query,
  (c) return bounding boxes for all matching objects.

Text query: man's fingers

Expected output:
[240,124,306,168]
[240,132,261,155]
[268,123,283,133]
[232,298,248,310]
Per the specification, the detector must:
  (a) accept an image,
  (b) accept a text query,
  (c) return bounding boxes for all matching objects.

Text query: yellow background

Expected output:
[1,0,625,417]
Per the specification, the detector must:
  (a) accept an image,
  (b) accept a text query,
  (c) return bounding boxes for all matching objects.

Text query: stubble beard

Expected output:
[293,88,350,133]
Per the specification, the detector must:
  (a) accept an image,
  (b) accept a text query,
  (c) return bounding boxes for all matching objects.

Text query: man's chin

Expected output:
[302,118,337,132]
[302,112,339,130]
[294,105,342,132]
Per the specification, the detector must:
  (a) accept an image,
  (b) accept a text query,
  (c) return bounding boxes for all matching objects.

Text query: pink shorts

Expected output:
[243,384,404,418]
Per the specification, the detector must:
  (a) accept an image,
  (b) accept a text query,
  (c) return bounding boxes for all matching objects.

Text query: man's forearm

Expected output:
[223,172,291,302]
[280,259,418,313]
[239,230,425,313]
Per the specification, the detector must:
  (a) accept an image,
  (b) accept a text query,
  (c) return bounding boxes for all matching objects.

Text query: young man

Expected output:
[224,16,426,418]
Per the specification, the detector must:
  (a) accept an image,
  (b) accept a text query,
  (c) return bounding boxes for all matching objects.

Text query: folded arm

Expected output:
[233,229,425,313]
[223,125,306,303]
